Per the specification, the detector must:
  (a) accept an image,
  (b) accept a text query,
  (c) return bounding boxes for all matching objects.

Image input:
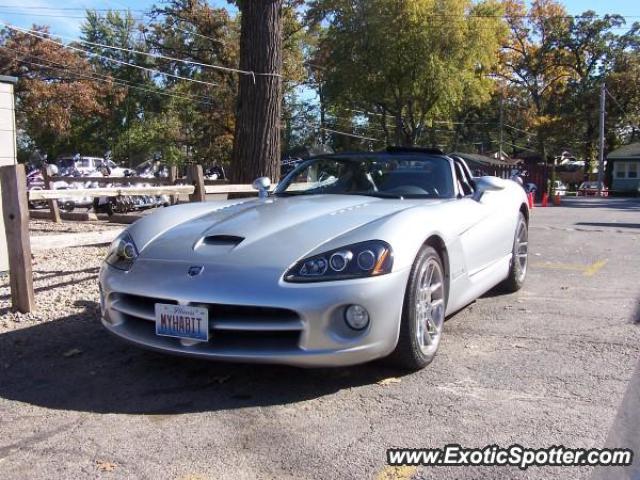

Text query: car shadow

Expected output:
[0,273,100,302]
[0,301,409,415]
[575,222,640,229]
[560,197,640,210]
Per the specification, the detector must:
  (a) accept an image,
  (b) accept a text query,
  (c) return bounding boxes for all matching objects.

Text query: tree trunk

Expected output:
[231,0,283,183]
[394,112,403,146]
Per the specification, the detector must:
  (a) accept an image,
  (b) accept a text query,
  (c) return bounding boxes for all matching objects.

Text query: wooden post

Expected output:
[168,165,178,205]
[1,164,35,313]
[187,164,206,202]
[41,166,61,223]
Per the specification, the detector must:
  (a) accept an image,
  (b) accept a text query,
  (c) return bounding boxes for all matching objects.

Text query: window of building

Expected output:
[614,161,627,178]
[628,162,638,179]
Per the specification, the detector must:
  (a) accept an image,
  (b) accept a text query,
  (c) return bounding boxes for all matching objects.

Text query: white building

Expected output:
[0,76,18,272]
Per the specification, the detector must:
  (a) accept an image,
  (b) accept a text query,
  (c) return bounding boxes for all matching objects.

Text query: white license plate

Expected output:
[155,303,209,342]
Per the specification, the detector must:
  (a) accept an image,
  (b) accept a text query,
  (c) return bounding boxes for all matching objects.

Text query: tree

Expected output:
[81,10,162,166]
[307,0,505,147]
[0,26,119,158]
[231,0,284,183]
[146,0,240,166]
[555,11,626,172]
[498,0,576,165]
[601,25,640,148]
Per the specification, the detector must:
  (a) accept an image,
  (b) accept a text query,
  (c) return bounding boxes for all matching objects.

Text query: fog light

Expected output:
[344,304,369,330]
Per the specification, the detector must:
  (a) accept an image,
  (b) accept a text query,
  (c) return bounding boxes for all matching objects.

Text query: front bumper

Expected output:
[99,259,410,367]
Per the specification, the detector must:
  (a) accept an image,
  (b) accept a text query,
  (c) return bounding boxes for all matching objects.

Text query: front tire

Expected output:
[387,245,447,370]
[501,212,528,292]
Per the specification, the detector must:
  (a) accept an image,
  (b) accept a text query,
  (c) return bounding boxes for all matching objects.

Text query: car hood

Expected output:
[139,194,435,267]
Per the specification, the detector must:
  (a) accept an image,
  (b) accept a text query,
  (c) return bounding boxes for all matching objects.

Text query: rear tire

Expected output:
[501,212,528,292]
[387,245,447,370]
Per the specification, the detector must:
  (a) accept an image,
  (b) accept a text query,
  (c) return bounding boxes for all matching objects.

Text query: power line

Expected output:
[2,22,281,80]
[491,140,538,153]
[0,45,214,105]
[0,5,638,19]
[169,24,227,45]
[0,6,147,12]
[11,57,213,106]
[605,87,640,131]
[503,124,532,135]
[320,127,382,142]
[1,23,223,88]
[0,11,146,20]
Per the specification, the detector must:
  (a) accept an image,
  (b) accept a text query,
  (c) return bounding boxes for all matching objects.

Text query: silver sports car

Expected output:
[99,148,529,369]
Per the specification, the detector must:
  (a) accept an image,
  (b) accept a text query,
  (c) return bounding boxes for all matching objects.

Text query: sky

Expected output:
[0,0,638,37]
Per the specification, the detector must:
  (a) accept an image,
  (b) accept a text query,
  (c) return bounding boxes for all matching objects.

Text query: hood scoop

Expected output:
[194,234,244,256]
[201,235,244,246]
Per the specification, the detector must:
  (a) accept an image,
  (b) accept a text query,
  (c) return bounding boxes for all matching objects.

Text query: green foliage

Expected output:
[2,0,639,171]
[308,0,505,146]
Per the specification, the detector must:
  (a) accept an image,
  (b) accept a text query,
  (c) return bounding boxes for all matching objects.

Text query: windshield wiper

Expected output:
[274,191,314,197]
[348,191,405,199]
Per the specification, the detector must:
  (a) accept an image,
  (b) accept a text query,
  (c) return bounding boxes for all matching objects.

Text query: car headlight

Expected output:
[105,232,138,271]
[285,240,393,282]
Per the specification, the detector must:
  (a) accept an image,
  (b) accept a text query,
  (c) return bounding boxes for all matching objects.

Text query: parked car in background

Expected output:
[93,159,170,216]
[26,168,47,210]
[553,180,568,196]
[205,164,226,180]
[56,156,103,176]
[578,181,608,197]
[135,159,169,178]
[97,159,129,177]
[56,155,129,177]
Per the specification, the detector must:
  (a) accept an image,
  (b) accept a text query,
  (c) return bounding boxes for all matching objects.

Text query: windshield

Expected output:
[275,155,454,199]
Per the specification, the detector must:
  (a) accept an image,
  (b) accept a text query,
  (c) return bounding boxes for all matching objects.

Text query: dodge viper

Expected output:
[99,147,529,369]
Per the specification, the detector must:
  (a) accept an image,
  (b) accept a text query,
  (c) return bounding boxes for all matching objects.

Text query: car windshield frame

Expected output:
[274,154,455,200]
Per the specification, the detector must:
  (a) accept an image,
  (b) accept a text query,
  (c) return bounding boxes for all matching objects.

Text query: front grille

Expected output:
[109,293,303,350]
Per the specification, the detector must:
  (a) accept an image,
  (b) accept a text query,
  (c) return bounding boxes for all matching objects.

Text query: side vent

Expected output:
[202,235,244,246]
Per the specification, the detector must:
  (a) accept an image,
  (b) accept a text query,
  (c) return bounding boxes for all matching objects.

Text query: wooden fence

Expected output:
[28,164,261,223]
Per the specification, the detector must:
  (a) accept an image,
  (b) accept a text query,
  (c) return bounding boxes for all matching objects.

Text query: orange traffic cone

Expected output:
[542,193,549,207]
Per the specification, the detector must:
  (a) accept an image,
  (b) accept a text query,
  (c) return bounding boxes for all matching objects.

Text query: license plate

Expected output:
[155,303,209,342]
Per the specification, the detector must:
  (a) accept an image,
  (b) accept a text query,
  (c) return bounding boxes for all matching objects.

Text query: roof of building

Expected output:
[607,142,640,160]
[0,75,18,84]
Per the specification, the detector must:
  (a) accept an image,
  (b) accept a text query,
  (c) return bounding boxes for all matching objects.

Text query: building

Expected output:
[607,143,640,194]
[0,75,18,273]
[449,151,519,177]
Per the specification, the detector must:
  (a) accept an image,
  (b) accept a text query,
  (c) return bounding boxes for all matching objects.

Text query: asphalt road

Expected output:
[1,197,639,480]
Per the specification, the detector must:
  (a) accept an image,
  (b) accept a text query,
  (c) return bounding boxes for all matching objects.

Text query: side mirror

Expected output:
[252,176,271,199]
[472,176,505,202]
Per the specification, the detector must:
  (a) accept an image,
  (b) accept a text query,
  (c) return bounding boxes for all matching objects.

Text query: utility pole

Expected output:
[597,82,606,196]
[498,93,504,160]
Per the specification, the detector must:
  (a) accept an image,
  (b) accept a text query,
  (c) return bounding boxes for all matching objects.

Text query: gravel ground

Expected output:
[1,219,115,329]
[28,218,122,236]
[0,197,638,480]
[0,245,104,331]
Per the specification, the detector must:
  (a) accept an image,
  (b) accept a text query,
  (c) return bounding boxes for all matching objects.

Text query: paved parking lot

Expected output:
[0,197,638,479]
